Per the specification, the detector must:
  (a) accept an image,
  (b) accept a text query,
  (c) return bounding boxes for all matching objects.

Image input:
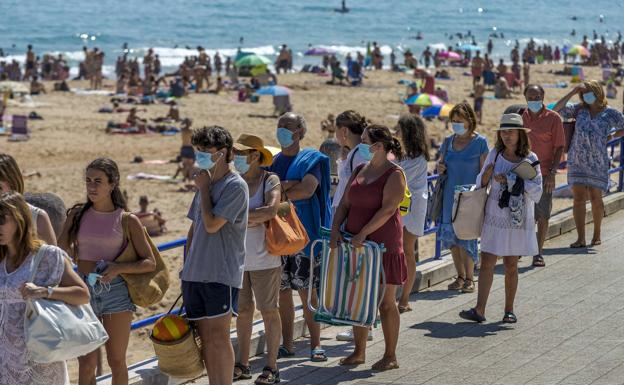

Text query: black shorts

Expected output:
[180,145,195,160]
[182,281,239,320]
[281,251,320,291]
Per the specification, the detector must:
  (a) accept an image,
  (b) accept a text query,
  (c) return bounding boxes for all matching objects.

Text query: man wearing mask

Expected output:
[522,84,565,267]
[269,112,332,362]
[183,125,249,385]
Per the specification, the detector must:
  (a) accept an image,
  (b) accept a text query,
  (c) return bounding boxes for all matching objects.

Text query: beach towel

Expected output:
[311,235,384,327]
[127,173,173,181]
[72,89,114,96]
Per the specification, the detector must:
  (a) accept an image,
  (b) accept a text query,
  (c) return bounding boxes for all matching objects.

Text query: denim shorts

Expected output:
[83,275,136,317]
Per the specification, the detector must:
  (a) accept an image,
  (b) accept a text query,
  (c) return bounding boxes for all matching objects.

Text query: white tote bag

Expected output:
[451,186,489,240]
[25,246,109,363]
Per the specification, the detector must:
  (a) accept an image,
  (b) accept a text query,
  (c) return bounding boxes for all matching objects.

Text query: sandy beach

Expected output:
[3,63,622,381]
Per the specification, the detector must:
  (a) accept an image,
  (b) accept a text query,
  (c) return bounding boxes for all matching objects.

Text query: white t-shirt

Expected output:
[332,146,368,208]
[244,173,282,271]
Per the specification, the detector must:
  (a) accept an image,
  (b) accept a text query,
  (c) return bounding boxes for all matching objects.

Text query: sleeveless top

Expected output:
[76,207,124,261]
[345,165,403,254]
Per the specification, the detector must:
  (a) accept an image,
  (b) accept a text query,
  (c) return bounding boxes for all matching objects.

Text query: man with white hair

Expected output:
[269,112,332,362]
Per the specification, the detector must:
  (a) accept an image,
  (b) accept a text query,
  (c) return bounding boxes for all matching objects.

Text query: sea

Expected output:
[1,0,623,76]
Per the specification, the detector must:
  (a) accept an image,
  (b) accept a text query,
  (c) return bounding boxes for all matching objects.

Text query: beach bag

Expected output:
[264,173,310,256]
[398,168,412,217]
[308,233,385,327]
[116,213,170,307]
[150,295,204,379]
[25,245,108,363]
[427,137,450,222]
[451,151,500,240]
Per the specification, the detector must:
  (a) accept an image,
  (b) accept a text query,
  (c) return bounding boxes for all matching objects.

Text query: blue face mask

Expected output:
[87,273,101,287]
[357,142,374,161]
[233,155,250,174]
[276,127,295,148]
[527,100,543,113]
[196,151,217,170]
[583,92,597,105]
[451,122,467,135]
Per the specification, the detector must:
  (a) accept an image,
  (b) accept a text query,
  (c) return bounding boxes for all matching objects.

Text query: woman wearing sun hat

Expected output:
[460,113,543,324]
[232,134,283,384]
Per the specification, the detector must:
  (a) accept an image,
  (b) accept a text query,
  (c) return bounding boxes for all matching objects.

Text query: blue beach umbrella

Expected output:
[256,85,292,96]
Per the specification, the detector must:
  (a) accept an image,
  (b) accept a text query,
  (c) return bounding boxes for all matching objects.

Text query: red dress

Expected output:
[345,165,407,285]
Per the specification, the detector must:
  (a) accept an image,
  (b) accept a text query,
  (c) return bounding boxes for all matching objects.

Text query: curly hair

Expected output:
[449,102,477,133]
[335,110,368,135]
[397,114,430,161]
[494,130,531,158]
[366,124,403,160]
[191,125,234,162]
[581,80,608,110]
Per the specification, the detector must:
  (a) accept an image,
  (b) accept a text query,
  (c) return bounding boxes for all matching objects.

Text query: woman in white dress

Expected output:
[0,191,90,385]
[395,114,430,313]
[460,113,542,324]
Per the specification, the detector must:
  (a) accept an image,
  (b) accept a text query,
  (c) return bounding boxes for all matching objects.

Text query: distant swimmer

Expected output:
[571,15,577,20]
[599,14,604,23]
[335,0,349,13]
[571,29,576,36]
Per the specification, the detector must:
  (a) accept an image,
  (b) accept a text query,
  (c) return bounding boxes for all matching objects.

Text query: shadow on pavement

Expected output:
[413,290,462,301]
[410,321,512,339]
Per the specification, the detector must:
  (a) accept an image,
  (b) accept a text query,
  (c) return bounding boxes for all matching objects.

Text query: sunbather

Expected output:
[134,195,167,236]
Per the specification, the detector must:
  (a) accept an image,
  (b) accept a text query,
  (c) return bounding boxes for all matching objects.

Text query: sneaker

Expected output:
[461,279,475,293]
[336,328,373,341]
[447,277,465,291]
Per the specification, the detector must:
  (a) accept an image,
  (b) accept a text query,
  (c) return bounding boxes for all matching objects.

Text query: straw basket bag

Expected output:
[150,295,204,379]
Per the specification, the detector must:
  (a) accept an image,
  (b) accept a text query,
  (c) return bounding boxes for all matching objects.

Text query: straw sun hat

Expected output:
[233,134,275,166]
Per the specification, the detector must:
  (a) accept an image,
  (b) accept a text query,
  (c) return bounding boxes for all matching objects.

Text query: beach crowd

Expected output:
[2,33,624,385]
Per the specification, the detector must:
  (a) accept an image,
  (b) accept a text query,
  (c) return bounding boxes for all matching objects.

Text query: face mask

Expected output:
[583,92,597,105]
[196,151,217,170]
[87,273,101,287]
[527,101,543,113]
[276,127,295,148]
[451,122,467,135]
[357,142,374,161]
[233,155,250,174]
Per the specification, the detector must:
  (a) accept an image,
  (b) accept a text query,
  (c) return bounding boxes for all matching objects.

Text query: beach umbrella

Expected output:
[304,47,336,56]
[566,45,590,57]
[457,44,482,52]
[404,94,444,107]
[438,51,461,60]
[422,103,454,118]
[250,64,268,76]
[256,85,292,96]
[235,54,272,67]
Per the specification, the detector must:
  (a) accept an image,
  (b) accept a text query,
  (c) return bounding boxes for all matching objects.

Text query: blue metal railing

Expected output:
[131,136,624,331]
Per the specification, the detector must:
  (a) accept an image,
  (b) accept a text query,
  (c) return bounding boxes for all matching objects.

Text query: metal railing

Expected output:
[131,136,624,332]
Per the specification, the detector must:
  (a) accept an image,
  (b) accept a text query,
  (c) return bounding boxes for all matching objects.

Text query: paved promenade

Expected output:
[189,210,624,385]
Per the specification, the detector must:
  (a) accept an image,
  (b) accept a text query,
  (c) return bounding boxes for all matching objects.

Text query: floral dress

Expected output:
[559,105,624,191]
[0,246,68,385]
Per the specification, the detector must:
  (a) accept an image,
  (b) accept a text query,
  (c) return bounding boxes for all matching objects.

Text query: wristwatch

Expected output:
[46,286,54,298]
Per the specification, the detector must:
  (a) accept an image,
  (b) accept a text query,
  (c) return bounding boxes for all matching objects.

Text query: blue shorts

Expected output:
[84,276,136,317]
[182,281,239,320]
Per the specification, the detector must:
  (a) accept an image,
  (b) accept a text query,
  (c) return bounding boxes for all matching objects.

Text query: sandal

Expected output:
[398,305,412,314]
[502,311,517,324]
[447,276,465,291]
[310,348,328,362]
[459,308,486,323]
[233,363,251,381]
[254,366,280,384]
[570,241,587,248]
[277,345,295,359]
[532,255,545,267]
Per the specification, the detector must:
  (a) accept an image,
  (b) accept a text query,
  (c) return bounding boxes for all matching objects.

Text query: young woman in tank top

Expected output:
[0,153,56,245]
[58,158,156,385]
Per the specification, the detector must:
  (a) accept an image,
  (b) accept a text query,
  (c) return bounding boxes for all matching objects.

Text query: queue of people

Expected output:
[1,78,624,385]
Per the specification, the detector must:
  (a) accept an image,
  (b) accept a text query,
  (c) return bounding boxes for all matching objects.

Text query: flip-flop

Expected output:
[570,241,587,248]
[503,311,517,323]
[459,308,486,323]
[277,345,295,359]
[310,348,328,362]
[398,305,412,314]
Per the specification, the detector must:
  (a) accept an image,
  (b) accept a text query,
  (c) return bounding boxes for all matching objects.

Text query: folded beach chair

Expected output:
[309,229,385,327]
[8,115,29,141]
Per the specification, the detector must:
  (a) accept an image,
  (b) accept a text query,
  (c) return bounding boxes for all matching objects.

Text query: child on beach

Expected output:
[473,77,485,125]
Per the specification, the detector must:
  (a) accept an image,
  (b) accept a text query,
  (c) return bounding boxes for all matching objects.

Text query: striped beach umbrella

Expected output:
[404,94,444,107]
